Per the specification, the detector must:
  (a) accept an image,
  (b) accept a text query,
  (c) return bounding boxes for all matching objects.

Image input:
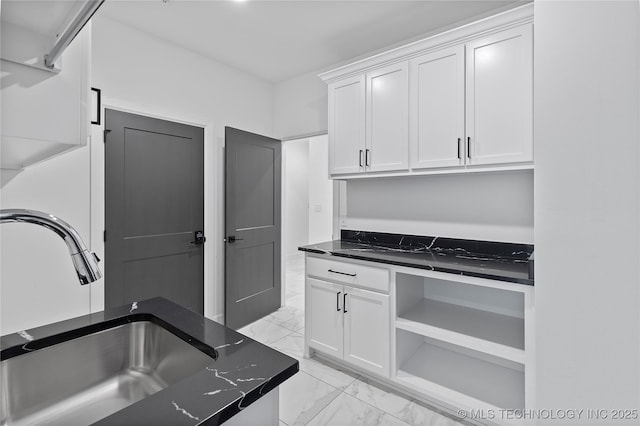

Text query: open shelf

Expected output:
[396,330,525,410]
[396,272,525,362]
[396,298,524,363]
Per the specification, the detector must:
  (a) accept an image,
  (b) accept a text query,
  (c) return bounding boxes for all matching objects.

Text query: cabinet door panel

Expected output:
[366,63,409,172]
[466,25,533,165]
[329,76,365,175]
[306,278,343,358]
[343,287,390,376]
[410,46,465,170]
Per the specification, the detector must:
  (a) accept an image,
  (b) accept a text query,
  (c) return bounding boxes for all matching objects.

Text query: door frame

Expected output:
[90,98,220,321]
[280,133,341,307]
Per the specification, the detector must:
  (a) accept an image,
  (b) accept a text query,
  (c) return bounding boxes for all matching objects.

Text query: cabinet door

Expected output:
[306,278,343,358]
[466,24,533,165]
[366,63,409,173]
[343,286,390,376]
[410,45,465,170]
[328,75,366,175]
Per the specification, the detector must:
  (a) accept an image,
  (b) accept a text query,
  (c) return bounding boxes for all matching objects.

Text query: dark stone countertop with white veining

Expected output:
[0,297,298,425]
[299,230,534,286]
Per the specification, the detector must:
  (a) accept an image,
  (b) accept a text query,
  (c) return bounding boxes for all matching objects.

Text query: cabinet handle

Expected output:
[343,293,348,313]
[457,138,461,160]
[467,137,471,159]
[336,291,342,312]
[328,269,357,277]
[359,150,364,167]
[365,149,371,167]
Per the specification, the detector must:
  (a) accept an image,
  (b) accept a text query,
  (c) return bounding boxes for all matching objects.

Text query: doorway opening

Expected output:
[281,134,336,309]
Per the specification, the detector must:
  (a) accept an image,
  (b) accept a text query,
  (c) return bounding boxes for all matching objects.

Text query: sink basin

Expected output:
[1,320,217,425]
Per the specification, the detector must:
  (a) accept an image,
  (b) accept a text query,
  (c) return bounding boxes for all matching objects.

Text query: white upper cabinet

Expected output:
[465,24,533,166]
[321,4,533,178]
[328,76,366,175]
[366,62,409,173]
[329,64,408,176]
[410,45,465,170]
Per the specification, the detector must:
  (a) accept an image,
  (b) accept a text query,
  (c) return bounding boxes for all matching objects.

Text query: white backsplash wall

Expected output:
[342,170,534,244]
[0,147,92,335]
[0,28,92,336]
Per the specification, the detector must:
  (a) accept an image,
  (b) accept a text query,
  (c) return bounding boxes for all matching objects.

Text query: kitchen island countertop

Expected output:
[1,297,298,425]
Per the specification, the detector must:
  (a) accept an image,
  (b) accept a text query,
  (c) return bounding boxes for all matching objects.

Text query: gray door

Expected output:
[105,109,205,314]
[225,127,281,329]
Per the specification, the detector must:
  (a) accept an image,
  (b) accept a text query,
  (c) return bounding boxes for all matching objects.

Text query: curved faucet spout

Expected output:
[0,209,102,285]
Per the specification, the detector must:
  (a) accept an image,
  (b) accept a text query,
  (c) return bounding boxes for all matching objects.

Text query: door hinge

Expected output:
[103,129,111,142]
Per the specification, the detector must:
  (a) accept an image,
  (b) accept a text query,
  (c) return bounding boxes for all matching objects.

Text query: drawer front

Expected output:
[306,256,389,293]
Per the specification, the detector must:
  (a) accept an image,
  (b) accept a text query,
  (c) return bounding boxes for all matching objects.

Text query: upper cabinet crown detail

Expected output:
[320,4,533,179]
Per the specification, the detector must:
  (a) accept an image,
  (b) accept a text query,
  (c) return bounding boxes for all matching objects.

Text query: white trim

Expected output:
[90,98,218,321]
[332,162,533,180]
[319,3,533,83]
[280,139,288,307]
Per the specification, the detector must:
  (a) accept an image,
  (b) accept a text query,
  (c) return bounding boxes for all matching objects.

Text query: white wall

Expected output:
[307,135,333,244]
[0,28,92,335]
[534,0,640,420]
[0,148,92,335]
[343,171,534,243]
[91,16,275,322]
[283,139,309,258]
[0,15,276,334]
[274,71,327,139]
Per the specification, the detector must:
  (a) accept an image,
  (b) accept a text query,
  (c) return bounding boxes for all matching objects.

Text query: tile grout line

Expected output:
[299,383,346,426]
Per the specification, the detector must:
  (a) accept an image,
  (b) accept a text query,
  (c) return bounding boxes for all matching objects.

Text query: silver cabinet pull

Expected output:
[328,269,356,277]
[457,138,461,160]
[467,137,471,159]
[359,150,364,167]
[336,291,342,311]
[343,293,348,313]
[365,149,371,167]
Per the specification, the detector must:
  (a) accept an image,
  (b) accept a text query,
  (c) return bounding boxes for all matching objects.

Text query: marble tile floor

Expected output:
[238,254,466,426]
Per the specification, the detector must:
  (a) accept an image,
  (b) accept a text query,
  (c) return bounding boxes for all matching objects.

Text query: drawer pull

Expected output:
[343,293,348,313]
[328,269,357,277]
[336,291,342,311]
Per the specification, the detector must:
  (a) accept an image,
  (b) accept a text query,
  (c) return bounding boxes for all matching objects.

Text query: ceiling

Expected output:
[97,0,527,83]
[1,0,528,83]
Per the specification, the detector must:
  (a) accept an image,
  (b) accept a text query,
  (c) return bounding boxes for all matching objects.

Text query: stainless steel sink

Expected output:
[1,320,216,425]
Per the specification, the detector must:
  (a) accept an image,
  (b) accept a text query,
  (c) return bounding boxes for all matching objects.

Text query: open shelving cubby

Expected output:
[394,272,529,411]
[395,272,525,363]
[396,329,525,410]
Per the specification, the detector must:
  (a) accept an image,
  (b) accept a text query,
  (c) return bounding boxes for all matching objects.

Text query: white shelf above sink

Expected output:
[1,136,80,170]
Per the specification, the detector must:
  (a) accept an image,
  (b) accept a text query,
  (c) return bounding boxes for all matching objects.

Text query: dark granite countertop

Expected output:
[299,230,534,286]
[0,297,298,425]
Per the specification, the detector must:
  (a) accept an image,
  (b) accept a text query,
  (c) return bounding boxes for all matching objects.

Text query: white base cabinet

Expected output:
[305,257,390,377]
[343,286,390,376]
[304,253,534,425]
[307,278,344,359]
